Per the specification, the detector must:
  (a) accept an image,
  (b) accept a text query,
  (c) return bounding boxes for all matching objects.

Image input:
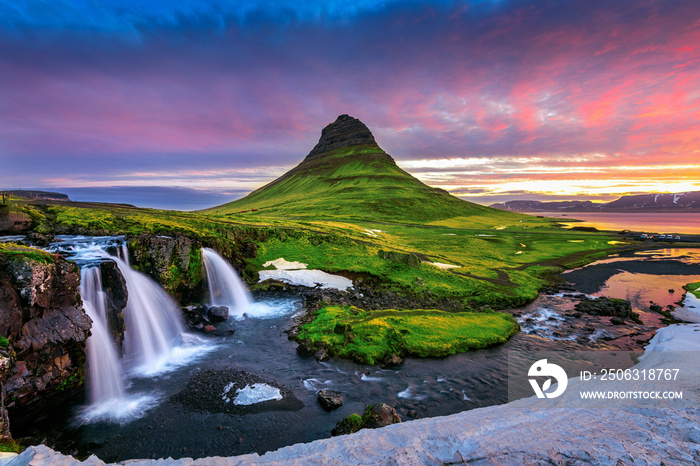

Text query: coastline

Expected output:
[7,322,699,465]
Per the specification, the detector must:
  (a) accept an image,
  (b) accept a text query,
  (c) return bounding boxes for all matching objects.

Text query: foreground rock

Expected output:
[0,251,90,419]
[11,323,700,465]
[332,403,401,436]
[317,390,343,411]
[574,296,642,323]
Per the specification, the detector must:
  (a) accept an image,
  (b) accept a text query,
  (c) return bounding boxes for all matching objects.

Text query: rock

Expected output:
[207,306,229,322]
[331,402,401,436]
[23,232,57,247]
[377,250,420,269]
[380,353,404,367]
[0,252,90,419]
[304,114,383,162]
[317,390,344,411]
[314,347,329,362]
[98,260,128,349]
[204,325,216,333]
[361,403,402,429]
[574,297,641,324]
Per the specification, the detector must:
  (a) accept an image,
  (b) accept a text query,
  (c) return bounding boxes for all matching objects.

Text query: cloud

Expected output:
[1,0,698,207]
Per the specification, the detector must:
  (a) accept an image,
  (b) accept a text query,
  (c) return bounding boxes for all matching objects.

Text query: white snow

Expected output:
[262,258,307,270]
[671,287,700,323]
[233,383,283,405]
[423,261,460,269]
[258,269,353,291]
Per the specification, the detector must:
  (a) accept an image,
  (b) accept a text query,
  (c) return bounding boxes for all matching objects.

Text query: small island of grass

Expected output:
[296,305,520,365]
[683,282,700,299]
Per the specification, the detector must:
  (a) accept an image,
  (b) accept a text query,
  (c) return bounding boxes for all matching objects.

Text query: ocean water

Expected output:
[544,212,700,235]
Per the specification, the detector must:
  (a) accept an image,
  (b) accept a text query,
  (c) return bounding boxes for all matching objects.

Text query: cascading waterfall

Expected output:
[80,266,126,404]
[111,255,186,372]
[201,247,253,318]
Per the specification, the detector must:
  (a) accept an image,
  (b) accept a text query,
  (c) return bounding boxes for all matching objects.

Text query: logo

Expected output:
[528,359,568,398]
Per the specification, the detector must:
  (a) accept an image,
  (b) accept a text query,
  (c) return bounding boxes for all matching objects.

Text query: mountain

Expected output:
[492,192,700,213]
[2,190,70,201]
[208,115,506,223]
[489,200,602,212]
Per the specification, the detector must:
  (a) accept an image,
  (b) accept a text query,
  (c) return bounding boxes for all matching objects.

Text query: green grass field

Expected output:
[297,306,520,364]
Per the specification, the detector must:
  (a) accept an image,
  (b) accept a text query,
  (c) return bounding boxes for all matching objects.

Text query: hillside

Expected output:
[207,115,507,224]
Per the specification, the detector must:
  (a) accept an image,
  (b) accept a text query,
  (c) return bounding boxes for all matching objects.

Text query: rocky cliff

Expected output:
[0,248,91,421]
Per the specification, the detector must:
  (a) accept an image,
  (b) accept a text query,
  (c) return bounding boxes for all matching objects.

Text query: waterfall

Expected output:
[201,247,253,318]
[111,256,186,372]
[80,267,126,404]
[116,243,130,265]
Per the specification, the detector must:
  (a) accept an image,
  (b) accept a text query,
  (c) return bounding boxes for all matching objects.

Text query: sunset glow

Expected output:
[1,0,698,208]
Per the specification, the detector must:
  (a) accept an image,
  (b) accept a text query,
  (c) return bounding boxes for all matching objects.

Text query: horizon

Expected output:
[2,1,699,210]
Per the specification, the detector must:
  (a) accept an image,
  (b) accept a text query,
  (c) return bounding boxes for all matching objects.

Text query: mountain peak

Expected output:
[305,114,380,161]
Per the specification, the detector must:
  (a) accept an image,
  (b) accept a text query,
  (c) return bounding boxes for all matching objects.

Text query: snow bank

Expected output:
[262,258,307,270]
[258,269,352,291]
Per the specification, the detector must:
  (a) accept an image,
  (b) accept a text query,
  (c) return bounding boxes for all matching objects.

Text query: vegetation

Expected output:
[0,335,8,348]
[684,282,700,299]
[0,243,55,264]
[297,306,520,364]
[0,439,22,454]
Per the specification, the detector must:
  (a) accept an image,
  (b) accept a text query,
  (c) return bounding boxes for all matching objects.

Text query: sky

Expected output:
[1,0,699,210]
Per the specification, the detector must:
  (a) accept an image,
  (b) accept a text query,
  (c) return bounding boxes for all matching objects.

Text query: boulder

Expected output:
[22,233,57,247]
[331,403,402,436]
[317,390,344,411]
[98,260,128,349]
[207,306,229,322]
[361,403,402,429]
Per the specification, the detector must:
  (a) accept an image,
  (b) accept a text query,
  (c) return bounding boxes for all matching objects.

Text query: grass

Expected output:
[683,282,700,299]
[0,439,22,454]
[297,305,520,364]
[0,242,55,264]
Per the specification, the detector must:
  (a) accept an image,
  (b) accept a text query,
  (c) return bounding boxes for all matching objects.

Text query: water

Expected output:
[111,256,187,374]
[201,247,254,319]
[546,212,700,235]
[80,267,126,405]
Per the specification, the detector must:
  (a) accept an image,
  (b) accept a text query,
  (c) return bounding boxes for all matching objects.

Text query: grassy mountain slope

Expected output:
[206,115,515,225]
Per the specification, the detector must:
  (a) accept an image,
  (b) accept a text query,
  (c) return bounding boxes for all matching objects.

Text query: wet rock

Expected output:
[204,325,216,333]
[574,297,641,324]
[98,260,128,349]
[23,233,57,247]
[314,347,329,362]
[207,306,229,322]
[0,252,90,418]
[380,353,404,368]
[331,403,401,436]
[317,390,344,411]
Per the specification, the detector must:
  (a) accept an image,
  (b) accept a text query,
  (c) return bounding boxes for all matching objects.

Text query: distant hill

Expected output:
[208,115,512,223]
[491,192,700,213]
[3,190,70,201]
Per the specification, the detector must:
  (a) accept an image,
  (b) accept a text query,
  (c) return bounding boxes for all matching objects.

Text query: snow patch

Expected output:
[232,383,282,405]
[259,269,352,291]
[263,258,307,270]
[423,261,460,269]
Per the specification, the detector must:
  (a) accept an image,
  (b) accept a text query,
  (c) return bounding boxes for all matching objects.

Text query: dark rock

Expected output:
[98,260,128,350]
[574,297,641,324]
[332,402,401,436]
[331,414,363,436]
[317,389,344,411]
[305,114,382,161]
[23,233,57,247]
[377,250,421,269]
[314,347,329,362]
[204,325,216,333]
[0,253,90,418]
[361,403,402,429]
[207,306,229,322]
[380,353,404,367]
[610,317,626,325]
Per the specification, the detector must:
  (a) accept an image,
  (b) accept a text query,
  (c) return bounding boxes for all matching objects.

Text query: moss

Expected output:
[0,243,55,264]
[0,335,8,348]
[0,439,22,454]
[297,306,520,365]
[683,282,700,299]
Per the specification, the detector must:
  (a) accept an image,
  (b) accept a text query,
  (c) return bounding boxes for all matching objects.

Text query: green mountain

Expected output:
[207,114,507,223]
